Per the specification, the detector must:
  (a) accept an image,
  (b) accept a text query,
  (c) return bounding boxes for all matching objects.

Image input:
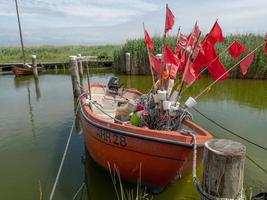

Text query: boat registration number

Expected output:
[96,129,127,147]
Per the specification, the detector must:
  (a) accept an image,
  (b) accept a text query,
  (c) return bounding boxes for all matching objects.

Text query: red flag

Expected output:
[192,51,207,73]
[144,29,154,51]
[240,53,254,76]
[208,58,228,80]
[202,39,217,62]
[228,41,247,59]
[184,61,198,85]
[165,6,175,33]
[163,44,179,66]
[207,22,224,44]
[264,40,267,55]
[163,44,179,78]
[149,52,162,76]
[187,23,201,51]
[177,33,188,48]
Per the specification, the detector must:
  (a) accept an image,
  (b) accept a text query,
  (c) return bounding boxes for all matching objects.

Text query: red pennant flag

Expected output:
[163,44,179,66]
[264,40,267,55]
[149,52,162,76]
[192,51,207,73]
[187,23,201,51]
[207,22,224,44]
[184,61,198,85]
[202,39,217,62]
[177,33,188,48]
[240,53,254,76]
[228,41,247,59]
[165,6,175,33]
[208,58,228,80]
[163,44,179,79]
[144,29,154,51]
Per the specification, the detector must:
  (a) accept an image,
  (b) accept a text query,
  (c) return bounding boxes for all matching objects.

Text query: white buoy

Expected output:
[157,90,167,101]
[185,96,197,108]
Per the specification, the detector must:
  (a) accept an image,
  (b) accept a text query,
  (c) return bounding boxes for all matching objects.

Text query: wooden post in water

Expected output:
[77,54,83,77]
[32,55,38,79]
[69,56,81,98]
[202,139,246,199]
[125,52,131,75]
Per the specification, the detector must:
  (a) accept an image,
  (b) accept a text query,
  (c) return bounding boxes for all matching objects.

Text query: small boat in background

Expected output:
[79,78,213,193]
[12,65,43,76]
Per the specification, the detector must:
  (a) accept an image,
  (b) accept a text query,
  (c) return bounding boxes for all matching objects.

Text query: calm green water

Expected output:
[0,71,266,199]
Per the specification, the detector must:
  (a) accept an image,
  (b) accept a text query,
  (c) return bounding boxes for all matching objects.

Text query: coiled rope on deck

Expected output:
[192,107,267,152]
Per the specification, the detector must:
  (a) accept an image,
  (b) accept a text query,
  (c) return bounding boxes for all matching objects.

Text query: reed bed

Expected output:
[0,45,120,63]
[114,34,267,78]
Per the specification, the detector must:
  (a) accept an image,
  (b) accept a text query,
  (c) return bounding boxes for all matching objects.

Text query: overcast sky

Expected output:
[0,0,267,46]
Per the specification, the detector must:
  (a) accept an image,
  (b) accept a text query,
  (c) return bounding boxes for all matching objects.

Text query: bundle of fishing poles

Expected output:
[130,4,267,131]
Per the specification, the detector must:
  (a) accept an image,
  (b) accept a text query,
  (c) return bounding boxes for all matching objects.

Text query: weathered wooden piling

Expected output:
[77,54,83,77]
[202,139,246,199]
[32,55,38,79]
[69,56,81,97]
[125,52,131,75]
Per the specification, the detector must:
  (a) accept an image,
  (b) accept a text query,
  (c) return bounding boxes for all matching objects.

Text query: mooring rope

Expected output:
[190,133,245,200]
[192,107,267,151]
[71,182,86,200]
[48,93,85,200]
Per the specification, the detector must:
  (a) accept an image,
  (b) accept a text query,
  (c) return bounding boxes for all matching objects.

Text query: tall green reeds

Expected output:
[114,34,267,78]
[0,45,120,63]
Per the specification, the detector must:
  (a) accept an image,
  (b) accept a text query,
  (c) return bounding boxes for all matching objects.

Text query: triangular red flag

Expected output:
[240,53,254,76]
[163,44,179,79]
[202,39,217,62]
[228,41,247,59]
[165,6,175,33]
[264,40,267,55]
[184,61,198,85]
[163,44,179,66]
[187,23,201,51]
[177,33,188,48]
[208,58,228,80]
[192,51,207,73]
[149,52,162,76]
[207,22,224,44]
[144,29,154,51]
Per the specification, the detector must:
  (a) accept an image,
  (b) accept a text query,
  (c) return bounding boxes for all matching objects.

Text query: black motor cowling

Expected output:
[107,77,123,93]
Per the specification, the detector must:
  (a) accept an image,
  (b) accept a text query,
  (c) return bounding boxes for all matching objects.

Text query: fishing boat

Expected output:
[12,65,43,76]
[79,78,213,193]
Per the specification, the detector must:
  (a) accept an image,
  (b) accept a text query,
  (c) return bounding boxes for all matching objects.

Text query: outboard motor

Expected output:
[107,77,123,95]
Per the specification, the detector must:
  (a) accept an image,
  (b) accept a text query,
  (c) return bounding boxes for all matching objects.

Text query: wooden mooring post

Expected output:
[77,54,83,77]
[125,52,131,75]
[202,139,246,199]
[69,56,81,98]
[32,55,38,79]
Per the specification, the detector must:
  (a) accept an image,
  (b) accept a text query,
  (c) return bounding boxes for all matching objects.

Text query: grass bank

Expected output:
[0,45,120,63]
[114,34,267,79]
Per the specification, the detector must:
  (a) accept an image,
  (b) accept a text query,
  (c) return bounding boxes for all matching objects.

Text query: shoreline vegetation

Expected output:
[0,45,120,63]
[1,34,267,79]
[114,34,267,79]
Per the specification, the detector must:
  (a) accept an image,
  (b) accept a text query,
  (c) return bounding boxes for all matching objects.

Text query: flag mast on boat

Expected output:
[14,0,26,65]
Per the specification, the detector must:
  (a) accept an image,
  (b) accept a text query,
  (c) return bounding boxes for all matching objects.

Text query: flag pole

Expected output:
[181,41,235,95]
[159,4,169,90]
[177,30,202,97]
[14,0,26,65]
[143,22,156,87]
[175,26,181,46]
[194,41,265,100]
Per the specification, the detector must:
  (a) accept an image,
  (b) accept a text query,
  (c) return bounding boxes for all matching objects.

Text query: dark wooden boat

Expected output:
[12,65,43,76]
[79,83,213,193]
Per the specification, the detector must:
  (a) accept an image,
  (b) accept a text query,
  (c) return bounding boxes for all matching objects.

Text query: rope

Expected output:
[192,107,267,151]
[48,95,83,200]
[190,133,245,200]
[71,182,85,200]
